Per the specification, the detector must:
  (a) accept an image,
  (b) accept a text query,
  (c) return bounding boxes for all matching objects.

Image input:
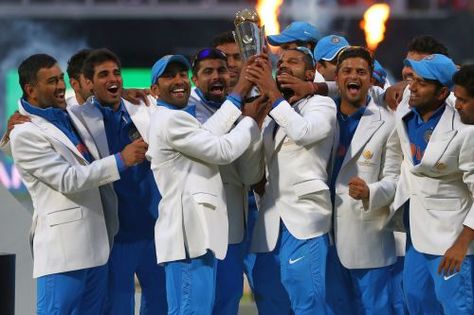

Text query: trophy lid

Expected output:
[234,9,260,26]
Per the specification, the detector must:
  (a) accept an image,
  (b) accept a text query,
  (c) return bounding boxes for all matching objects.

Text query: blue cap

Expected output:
[314,35,349,62]
[373,60,387,85]
[403,54,457,89]
[267,21,321,46]
[151,55,191,84]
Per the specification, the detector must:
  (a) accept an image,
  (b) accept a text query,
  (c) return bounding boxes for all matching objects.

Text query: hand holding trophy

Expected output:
[233,8,265,100]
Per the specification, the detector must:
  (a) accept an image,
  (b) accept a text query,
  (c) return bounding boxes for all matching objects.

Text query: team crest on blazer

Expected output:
[435,162,447,171]
[363,149,374,160]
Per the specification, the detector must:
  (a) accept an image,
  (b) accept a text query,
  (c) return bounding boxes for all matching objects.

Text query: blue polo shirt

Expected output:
[94,99,160,242]
[331,99,367,192]
[403,104,446,165]
[21,99,95,164]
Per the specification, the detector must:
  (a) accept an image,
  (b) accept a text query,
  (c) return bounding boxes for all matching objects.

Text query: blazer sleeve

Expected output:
[165,111,259,165]
[201,100,242,136]
[459,127,474,229]
[269,96,336,147]
[10,124,120,194]
[366,127,403,212]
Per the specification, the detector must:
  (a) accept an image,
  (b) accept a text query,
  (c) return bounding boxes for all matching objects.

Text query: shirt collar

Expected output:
[21,98,68,124]
[93,97,125,115]
[406,103,446,125]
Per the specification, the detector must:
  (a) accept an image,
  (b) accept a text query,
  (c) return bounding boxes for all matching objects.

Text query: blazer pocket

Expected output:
[421,197,460,211]
[293,179,329,199]
[47,207,83,226]
[192,193,217,210]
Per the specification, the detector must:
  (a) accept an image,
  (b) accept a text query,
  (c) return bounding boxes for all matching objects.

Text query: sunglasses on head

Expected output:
[192,48,227,70]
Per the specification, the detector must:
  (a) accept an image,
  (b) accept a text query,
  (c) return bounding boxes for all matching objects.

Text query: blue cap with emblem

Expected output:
[403,54,457,89]
[373,60,388,85]
[151,55,191,84]
[267,21,321,46]
[314,35,349,62]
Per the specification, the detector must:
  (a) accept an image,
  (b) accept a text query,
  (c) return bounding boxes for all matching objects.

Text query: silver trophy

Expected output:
[233,9,265,99]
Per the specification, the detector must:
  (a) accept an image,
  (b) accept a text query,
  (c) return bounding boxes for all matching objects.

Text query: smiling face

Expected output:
[192,58,230,103]
[87,60,123,109]
[152,62,191,108]
[26,64,67,109]
[336,57,371,107]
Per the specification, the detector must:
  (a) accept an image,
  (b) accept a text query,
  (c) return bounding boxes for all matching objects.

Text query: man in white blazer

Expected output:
[9,54,146,314]
[72,48,167,315]
[329,47,401,314]
[246,47,336,314]
[147,54,265,315]
[390,54,474,314]
[189,47,265,315]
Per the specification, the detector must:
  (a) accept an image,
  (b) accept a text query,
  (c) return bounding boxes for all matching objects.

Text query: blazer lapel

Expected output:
[67,107,101,161]
[340,104,384,170]
[271,98,308,156]
[123,99,151,143]
[18,100,87,163]
[396,102,415,165]
[79,101,110,158]
[263,118,276,162]
[419,105,457,168]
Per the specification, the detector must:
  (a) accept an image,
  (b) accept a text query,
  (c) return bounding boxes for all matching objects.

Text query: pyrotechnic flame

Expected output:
[256,0,284,36]
[360,3,390,51]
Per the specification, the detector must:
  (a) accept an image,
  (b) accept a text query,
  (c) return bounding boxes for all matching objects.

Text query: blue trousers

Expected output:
[253,223,330,315]
[212,242,245,315]
[404,239,474,315]
[243,192,258,291]
[37,264,108,315]
[165,251,217,315]
[326,246,354,315]
[390,257,408,315]
[105,239,167,315]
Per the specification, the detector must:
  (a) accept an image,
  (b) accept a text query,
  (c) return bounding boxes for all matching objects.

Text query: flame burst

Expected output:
[360,3,390,51]
[256,0,284,36]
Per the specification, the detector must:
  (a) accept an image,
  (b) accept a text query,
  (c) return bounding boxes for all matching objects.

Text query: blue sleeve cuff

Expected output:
[227,93,242,109]
[271,97,285,109]
[114,153,128,172]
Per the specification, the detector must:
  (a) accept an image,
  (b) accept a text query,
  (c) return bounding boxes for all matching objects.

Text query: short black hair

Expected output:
[453,65,474,98]
[336,46,374,75]
[67,49,92,80]
[211,31,236,48]
[82,48,121,81]
[18,53,57,95]
[407,35,449,57]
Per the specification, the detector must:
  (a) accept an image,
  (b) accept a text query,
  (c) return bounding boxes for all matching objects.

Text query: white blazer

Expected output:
[146,101,260,264]
[251,95,337,253]
[390,101,474,256]
[332,99,401,269]
[10,101,120,278]
[190,89,264,244]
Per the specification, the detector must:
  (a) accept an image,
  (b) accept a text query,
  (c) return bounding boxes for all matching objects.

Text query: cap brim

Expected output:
[267,33,297,46]
[318,45,347,62]
[151,55,191,84]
